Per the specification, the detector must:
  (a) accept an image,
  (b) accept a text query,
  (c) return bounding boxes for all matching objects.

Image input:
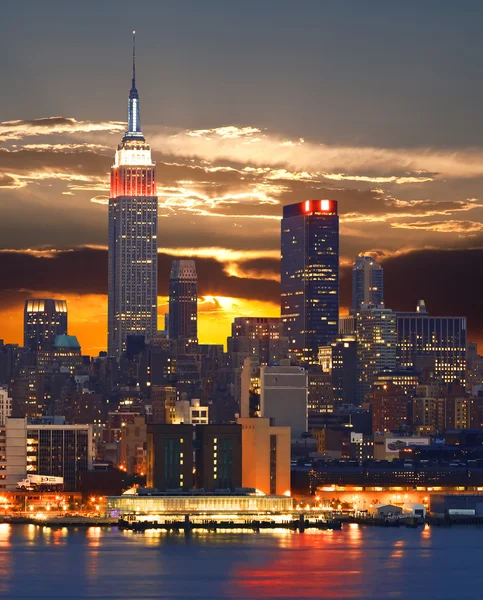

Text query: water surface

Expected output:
[0,523,481,599]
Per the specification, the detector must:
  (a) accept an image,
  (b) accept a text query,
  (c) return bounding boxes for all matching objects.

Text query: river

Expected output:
[0,523,481,599]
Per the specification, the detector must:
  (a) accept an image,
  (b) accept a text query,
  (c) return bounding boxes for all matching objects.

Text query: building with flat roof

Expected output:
[260,365,308,438]
[396,301,466,387]
[238,417,291,496]
[24,299,68,352]
[106,489,294,518]
[281,200,339,365]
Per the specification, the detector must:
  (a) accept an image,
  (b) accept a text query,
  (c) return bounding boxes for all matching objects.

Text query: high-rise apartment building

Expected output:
[281,200,339,365]
[108,34,158,359]
[396,301,466,386]
[352,255,384,311]
[168,260,198,353]
[24,299,67,352]
[356,307,397,403]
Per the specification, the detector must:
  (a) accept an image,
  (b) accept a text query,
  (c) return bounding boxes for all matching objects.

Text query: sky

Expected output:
[1,0,483,354]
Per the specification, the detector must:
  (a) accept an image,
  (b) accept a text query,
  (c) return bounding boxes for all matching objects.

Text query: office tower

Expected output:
[227,317,288,367]
[396,301,466,386]
[146,423,194,490]
[195,424,242,491]
[281,199,339,365]
[108,33,158,359]
[237,417,291,495]
[356,307,397,403]
[168,260,198,353]
[260,365,308,438]
[352,255,384,311]
[24,299,67,352]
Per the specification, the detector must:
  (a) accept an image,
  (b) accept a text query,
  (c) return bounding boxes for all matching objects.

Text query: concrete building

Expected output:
[146,424,193,490]
[260,365,308,438]
[0,418,93,491]
[238,417,291,496]
[108,35,158,358]
[195,424,242,491]
[0,388,12,426]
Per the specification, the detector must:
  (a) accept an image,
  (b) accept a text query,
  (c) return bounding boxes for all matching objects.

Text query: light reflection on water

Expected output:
[1,525,483,599]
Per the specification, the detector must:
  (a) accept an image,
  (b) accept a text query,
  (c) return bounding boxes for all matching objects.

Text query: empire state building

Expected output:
[108,33,158,358]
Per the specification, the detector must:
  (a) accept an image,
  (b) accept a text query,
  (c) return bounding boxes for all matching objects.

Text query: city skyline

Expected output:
[2,2,483,354]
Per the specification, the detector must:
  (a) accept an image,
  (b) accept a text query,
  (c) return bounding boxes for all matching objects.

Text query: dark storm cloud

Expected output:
[341,248,483,341]
[0,248,279,303]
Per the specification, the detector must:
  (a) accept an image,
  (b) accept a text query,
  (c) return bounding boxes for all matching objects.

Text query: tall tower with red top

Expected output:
[108,32,158,359]
[281,199,339,365]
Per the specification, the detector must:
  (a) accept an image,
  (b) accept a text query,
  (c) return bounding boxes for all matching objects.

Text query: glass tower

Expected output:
[108,33,158,359]
[281,199,339,365]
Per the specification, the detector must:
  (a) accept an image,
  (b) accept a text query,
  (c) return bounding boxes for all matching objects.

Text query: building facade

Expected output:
[195,424,242,491]
[146,424,193,490]
[1,418,93,491]
[237,417,291,496]
[227,317,288,367]
[281,199,339,365]
[352,255,384,311]
[168,260,198,353]
[260,365,308,438]
[396,302,466,387]
[356,307,397,404]
[108,35,158,359]
[24,299,67,352]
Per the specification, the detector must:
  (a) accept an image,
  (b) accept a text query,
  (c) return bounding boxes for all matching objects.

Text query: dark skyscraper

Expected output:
[281,199,339,365]
[24,299,68,351]
[168,260,198,352]
[352,254,384,311]
[108,33,158,359]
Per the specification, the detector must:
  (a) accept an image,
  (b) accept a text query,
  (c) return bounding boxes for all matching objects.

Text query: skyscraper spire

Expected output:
[132,30,136,90]
[124,29,144,141]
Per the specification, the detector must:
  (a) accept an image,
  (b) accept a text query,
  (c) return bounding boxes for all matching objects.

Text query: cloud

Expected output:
[0,117,124,141]
[391,220,483,233]
[151,125,483,179]
[0,247,279,302]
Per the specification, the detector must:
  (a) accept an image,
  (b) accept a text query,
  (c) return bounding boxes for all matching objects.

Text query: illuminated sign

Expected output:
[301,199,334,214]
